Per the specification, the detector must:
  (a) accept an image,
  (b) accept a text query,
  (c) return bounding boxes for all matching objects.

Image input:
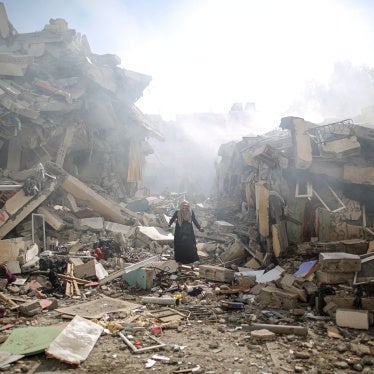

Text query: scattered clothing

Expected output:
[0,264,16,284]
[93,247,105,260]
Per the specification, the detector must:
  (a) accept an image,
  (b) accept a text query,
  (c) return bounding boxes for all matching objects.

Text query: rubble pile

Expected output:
[0,2,373,373]
[0,2,162,205]
[216,116,374,258]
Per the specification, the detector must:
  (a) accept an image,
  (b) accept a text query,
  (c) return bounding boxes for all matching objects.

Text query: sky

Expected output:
[3,0,374,129]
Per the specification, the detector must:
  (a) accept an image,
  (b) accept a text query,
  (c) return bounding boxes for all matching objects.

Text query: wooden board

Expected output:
[151,307,187,323]
[256,181,269,237]
[56,296,140,319]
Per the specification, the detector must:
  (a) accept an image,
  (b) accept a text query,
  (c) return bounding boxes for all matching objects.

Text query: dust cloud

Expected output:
[143,61,374,197]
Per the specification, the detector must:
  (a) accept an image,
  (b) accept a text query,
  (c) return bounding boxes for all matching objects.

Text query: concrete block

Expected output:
[21,256,40,273]
[199,264,235,283]
[244,257,261,269]
[368,240,374,253]
[0,180,59,239]
[5,260,21,274]
[280,273,296,288]
[316,270,355,285]
[136,226,173,245]
[0,237,32,263]
[250,329,276,341]
[76,217,104,231]
[66,193,79,212]
[61,174,136,223]
[25,243,39,263]
[341,239,368,255]
[257,286,298,309]
[343,165,374,185]
[319,252,361,272]
[19,300,42,316]
[6,137,22,171]
[39,299,58,310]
[281,285,307,302]
[320,136,361,158]
[213,220,235,233]
[323,301,338,317]
[302,281,318,296]
[3,190,33,216]
[336,309,369,330]
[104,221,131,235]
[37,206,65,231]
[74,259,97,279]
[324,296,374,311]
[220,240,246,262]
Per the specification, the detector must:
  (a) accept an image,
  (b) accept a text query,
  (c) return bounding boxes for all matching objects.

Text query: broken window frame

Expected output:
[118,331,166,354]
[353,253,374,285]
[295,180,313,198]
[312,183,346,213]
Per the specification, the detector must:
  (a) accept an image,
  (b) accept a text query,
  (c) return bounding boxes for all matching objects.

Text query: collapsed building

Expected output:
[215,114,374,269]
[0,3,165,242]
[0,2,374,371]
[0,3,162,202]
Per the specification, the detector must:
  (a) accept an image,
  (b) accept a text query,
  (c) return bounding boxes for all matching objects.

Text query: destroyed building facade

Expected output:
[215,115,374,260]
[0,3,161,208]
[0,2,166,246]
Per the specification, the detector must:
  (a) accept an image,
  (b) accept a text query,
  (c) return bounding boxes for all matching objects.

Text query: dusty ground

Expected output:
[1,279,374,374]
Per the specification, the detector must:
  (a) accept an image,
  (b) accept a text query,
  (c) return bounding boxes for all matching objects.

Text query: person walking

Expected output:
[168,201,204,265]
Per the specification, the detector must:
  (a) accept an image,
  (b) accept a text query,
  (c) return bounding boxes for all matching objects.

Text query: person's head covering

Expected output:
[178,200,192,225]
[180,200,190,208]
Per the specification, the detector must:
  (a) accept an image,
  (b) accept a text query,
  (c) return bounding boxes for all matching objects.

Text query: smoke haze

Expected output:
[4,0,374,195]
[4,0,374,123]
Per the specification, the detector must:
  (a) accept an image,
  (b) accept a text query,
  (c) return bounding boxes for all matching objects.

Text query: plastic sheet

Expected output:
[45,315,103,365]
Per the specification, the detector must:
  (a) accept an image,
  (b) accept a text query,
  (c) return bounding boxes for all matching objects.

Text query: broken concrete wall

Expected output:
[0,3,162,207]
[214,116,374,258]
[0,2,167,248]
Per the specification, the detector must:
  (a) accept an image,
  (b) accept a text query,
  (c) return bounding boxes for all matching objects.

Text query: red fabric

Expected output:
[6,269,16,283]
[94,247,105,260]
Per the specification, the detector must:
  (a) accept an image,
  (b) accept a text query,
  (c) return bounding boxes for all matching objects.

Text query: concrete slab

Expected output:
[136,226,173,245]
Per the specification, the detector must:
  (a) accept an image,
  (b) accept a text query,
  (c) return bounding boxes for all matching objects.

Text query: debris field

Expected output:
[0,2,373,374]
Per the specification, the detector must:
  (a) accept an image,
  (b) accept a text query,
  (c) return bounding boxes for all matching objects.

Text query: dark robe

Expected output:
[169,209,201,264]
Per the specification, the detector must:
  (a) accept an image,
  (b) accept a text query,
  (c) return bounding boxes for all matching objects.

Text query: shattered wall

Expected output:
[0,2,162,203]
[215,115,374,257]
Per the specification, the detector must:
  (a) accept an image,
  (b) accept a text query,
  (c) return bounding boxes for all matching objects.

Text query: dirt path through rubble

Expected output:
[1,290,373,374]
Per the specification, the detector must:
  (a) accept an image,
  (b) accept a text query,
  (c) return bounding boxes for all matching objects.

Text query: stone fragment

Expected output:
[250,329,276,341]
